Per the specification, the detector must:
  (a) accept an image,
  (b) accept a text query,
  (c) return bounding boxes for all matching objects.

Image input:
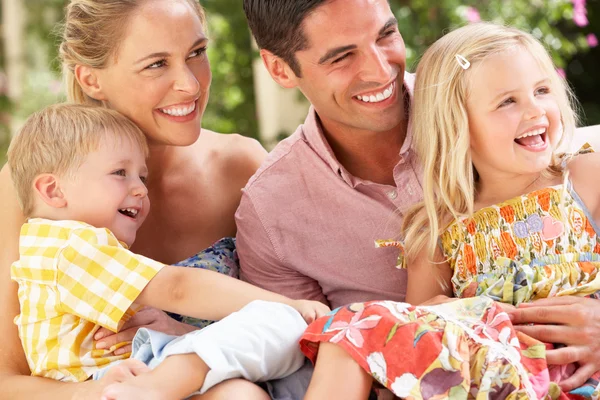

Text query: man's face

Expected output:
[293,0,406,136]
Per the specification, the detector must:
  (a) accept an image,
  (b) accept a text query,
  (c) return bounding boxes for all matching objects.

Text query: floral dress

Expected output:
[300,147,600,399]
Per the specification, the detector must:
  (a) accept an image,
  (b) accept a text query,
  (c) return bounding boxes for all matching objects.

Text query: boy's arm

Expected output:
[136,265,305,321]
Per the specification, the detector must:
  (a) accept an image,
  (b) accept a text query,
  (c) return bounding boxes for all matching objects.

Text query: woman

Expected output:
[0,0,268,398]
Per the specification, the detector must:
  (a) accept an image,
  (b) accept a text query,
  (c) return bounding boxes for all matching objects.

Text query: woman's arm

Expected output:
[405,246,453,305]
[0,165,103,399]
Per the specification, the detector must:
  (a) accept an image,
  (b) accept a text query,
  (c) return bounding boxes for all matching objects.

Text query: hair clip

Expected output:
[455,54,470,70]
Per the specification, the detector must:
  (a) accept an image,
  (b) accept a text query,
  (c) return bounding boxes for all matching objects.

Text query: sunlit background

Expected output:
[0,0,598,165]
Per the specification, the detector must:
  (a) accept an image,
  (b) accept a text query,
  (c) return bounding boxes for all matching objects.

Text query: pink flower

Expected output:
[557,68,566,79]
[465,6,481,23]
[572,0,589,26]
[327,309,382,348]
[587,33,598,48]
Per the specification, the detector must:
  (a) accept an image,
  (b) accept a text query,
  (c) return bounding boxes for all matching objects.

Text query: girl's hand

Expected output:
[291,299,331,324]
[94,307,196,355]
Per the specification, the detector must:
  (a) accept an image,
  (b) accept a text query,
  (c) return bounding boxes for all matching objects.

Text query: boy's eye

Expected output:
[146,59,167,69]
[140,176,148,185]
[113,169,126,177]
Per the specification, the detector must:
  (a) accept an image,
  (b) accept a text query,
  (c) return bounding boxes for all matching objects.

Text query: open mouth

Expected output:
[158,101,197,117]
[354,81,395,104]
[118,208,139,219]
[514,127,547,149]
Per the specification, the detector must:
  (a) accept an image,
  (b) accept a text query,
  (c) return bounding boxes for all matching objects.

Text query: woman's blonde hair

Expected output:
[7,104,148,218]
[59,0,206,105]
[402,22,579,262]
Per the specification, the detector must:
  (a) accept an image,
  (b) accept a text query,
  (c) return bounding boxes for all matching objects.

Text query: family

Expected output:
[1,0,600,399]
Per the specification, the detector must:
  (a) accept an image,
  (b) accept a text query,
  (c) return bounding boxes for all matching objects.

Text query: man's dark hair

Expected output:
[243,0,328,77]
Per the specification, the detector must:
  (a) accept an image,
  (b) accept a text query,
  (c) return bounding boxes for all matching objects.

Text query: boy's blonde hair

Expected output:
[402,22,579,262]
[7,103,148,217]
[59,0,206,105]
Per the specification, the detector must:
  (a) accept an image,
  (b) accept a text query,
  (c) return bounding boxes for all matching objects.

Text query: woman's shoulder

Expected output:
[193,129,267,177]
[567,149,600,217]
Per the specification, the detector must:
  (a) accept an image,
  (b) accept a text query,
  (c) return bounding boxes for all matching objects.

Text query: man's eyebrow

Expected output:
[318,45,357,65]
[379,17,398,36]
[134,37,208,65]
[317,17,399,65]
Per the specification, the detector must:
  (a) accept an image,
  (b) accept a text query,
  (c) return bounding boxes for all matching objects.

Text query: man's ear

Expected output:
[260,49,299,89]
[33,174,67,209]
[74,64,108,101]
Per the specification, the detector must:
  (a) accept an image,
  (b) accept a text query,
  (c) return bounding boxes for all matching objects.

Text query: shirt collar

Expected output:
[301,71,415,187]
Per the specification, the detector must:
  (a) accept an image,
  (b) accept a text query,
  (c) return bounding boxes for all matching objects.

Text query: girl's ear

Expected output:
[32,174,67,208]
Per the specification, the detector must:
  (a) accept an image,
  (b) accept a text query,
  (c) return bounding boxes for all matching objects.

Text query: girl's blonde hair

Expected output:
[402,22,579,262]
[7,104,148,218]
[59,0,206,105]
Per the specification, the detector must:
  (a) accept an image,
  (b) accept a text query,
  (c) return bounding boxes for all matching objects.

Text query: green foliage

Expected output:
[201,0,259,138]
[389,0,600,124]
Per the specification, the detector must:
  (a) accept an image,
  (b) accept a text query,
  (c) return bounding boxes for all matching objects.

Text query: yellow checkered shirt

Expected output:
[11,218,164,382]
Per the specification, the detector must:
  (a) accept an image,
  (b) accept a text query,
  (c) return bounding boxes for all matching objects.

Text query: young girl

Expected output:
[299,22,600,399]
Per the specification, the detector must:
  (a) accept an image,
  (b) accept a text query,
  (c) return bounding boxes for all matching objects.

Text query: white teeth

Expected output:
[159,102,196,117]
[516,127,546,139]
[119,208,138,217]
[356,82,394,104]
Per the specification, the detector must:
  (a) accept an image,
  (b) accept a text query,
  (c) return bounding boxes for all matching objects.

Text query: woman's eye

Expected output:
[188,46,207,59]
[146,59,167,69]
[112,169,126,177]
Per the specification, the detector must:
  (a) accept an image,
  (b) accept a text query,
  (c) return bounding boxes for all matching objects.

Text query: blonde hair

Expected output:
[402,22,579,262]
[7,104,148,217]
[59,0,206,105]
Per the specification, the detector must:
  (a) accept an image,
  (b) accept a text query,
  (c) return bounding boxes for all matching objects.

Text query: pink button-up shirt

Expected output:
[236,73,423,309]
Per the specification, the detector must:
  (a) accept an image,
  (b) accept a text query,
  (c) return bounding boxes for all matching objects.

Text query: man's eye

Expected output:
[332,53,350,64]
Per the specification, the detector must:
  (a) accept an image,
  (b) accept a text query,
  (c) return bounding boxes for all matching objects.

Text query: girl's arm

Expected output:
[405,245,453,305]
[136,265,329,323]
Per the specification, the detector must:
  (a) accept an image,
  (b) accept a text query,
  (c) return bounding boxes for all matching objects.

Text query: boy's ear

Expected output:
[33,174,67,209]
[74,64,108,101]
[260,49,300,89]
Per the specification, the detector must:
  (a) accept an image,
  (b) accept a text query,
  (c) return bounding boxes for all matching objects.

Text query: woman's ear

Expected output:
[74,64,108,101]
[32,174,67,209]
[260,49,300,89]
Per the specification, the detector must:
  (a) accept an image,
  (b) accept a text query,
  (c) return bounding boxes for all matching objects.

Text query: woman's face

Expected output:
[95,0,211,146]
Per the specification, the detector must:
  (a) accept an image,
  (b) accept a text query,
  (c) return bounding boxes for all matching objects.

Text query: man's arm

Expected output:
[235,190,328,304]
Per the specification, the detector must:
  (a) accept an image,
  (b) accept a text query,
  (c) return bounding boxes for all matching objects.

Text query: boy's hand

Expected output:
[291,299,331,324]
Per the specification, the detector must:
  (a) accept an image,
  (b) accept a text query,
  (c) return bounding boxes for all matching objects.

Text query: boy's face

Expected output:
[59,134,150,246]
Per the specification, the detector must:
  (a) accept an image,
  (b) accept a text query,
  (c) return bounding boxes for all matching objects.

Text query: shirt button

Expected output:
[387,190,398,200]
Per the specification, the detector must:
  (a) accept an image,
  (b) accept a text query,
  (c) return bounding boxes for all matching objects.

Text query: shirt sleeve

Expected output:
[235,190,328,304]
[55,226,164,332]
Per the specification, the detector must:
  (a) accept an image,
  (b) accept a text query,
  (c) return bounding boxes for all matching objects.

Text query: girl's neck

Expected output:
[474,171,561,210]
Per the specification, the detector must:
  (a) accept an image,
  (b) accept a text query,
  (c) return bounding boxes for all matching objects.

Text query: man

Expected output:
[238,0,600,397]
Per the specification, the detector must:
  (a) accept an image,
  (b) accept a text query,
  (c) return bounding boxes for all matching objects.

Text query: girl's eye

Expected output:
[499,97,515,108]
[113,169,126,177]
[188,46,207,59]
[146,59,167,69]
[536,86,550,95]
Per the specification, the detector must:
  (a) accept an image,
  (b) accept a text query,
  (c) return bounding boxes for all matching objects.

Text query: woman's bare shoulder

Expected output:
[193,129,267,180]
[568,151,600,218]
